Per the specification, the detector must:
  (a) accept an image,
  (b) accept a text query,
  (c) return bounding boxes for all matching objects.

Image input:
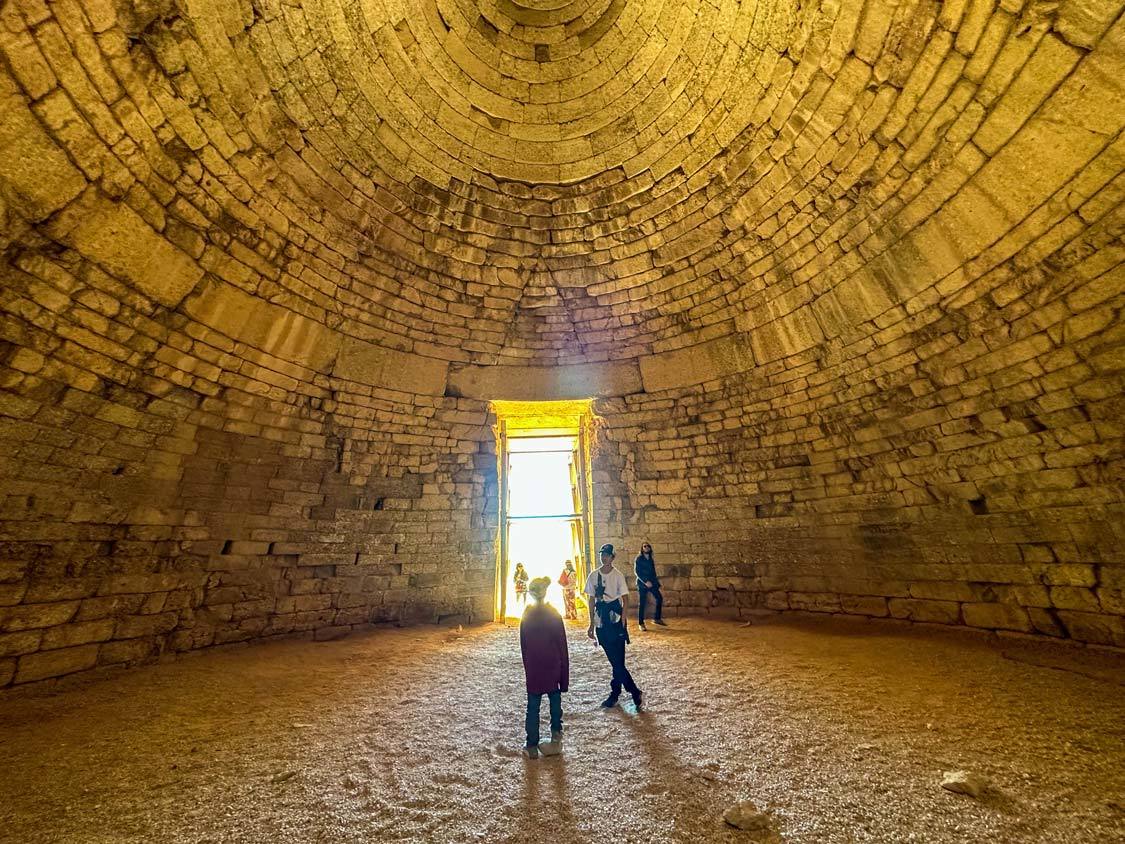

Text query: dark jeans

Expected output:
[526,690,562,747]
[638,582,663,623]
[596,626,640,699]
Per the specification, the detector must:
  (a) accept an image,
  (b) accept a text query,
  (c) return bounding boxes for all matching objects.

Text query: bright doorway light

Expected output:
[503,436,580,616]
[491,400,596,622]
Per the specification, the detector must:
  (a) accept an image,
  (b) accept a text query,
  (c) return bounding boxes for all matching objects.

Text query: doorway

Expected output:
[492,400,595,621]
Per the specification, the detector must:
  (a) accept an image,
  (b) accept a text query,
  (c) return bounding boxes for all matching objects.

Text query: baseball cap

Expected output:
[599,543,614,555]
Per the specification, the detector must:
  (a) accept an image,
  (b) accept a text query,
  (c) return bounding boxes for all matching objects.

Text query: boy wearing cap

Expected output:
[585,544,643,710]
[520,576,569,758]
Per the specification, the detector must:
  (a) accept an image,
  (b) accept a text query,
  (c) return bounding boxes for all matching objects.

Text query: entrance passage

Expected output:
[491,400,596,621]
[503,435,583,617]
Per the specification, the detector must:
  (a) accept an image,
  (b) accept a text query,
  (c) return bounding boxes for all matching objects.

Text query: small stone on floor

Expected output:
[724,800,772,832]
[940,770,989,798]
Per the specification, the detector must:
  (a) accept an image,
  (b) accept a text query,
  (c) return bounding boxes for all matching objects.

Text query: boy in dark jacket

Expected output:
[520,576,569,758]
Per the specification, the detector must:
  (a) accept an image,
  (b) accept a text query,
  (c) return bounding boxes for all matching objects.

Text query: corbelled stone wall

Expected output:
[592,198,1125,643]
[0,264,500,687]
[1,0,1124,686]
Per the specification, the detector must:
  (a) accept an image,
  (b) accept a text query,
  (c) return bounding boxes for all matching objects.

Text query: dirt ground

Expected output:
[0,614,1123,843]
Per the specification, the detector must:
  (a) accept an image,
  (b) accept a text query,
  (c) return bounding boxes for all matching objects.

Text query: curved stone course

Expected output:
[0,0,1123,686]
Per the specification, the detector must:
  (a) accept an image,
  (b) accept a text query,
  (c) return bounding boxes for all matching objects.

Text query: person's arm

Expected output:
[520,621,531,673]
[585,577,596,638]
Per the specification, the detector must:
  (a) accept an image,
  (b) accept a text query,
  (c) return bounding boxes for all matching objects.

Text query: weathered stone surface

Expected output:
[0,631,42,658]
[841,595,890,617]
[962,603,1033,632]
[15,645,99,683]
[449,360,642,400]
[0,0,1123,689]
[41,619,116,650]
[98,637,159,666]
[889,599,961,625]
[182,282,342,374]
[0,91,85,220]
[333,337,449,396]
[639,336,755,393]
[0,603,79,632]
[47,194,204,307]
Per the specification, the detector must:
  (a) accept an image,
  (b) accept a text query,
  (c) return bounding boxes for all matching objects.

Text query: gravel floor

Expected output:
[0,615,1123,843]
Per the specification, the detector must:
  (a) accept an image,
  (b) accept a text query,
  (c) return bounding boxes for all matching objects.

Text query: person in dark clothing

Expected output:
[585,544,642,710]
[634,541,666,630]
[520,576,569,758]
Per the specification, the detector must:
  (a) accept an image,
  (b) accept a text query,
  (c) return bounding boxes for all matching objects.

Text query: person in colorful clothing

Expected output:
[558,559,578,620]
[513,562,529,608]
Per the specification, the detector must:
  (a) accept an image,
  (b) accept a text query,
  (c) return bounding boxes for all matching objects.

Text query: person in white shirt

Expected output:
[585,543,643,709]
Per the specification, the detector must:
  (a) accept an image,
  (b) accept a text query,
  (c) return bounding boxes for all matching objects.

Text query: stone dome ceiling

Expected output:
[2,0,1122,384]
[178,0,818,368]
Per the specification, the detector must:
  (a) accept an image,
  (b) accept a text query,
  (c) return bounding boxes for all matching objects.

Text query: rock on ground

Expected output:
[941,770,991,798]
[724,800,772,831]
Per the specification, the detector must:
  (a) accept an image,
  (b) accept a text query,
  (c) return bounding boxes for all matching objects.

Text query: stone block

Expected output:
[888,598,961,624]
[0,630,42,657]
[1096,588,1125,615]
[1055,0,1120,48]
[908,581,976,602]
[114,612,179,639]
[41,619,116,649]
[451,360,642,399]
[840,595,889,616]
[47,194,203,307]
[0,658,13,686]
[226,541,270,555]
[0,601,79,632]
[0,92,85,220]
[182,281,342,373]
[333,336,449,396]
[77,595,146,620]
[1049,586,1100,612]
[1042,564,1097,587]
[24,580,99,602]
[15,644,99,683]
[788,592,841,613]
[1056,611,1125,647]
[99,637,159,665]
[962,603,1032,632]
[1027,608,1067,638]
[639,335,755,393]
[742,306,824,363]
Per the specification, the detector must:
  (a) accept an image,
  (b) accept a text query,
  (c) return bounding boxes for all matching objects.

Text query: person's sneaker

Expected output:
[653,619,667,626]
[631,690,643,710]
[524,745,539,759]
[551,731,563,744]
[600,695,619,708]
[639,622,647,631]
